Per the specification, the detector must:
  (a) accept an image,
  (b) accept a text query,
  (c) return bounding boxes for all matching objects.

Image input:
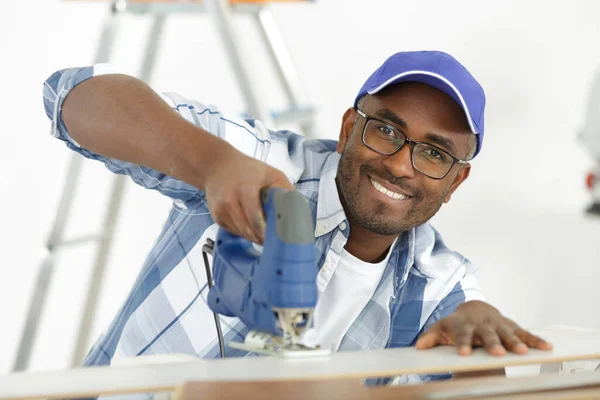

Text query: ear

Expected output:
[336,108,357,154]
[443,163,471,203]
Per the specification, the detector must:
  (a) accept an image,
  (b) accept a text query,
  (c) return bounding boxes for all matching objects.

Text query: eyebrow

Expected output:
[375,109,408,129]
[423,133,457,154]
[374,108,457,154]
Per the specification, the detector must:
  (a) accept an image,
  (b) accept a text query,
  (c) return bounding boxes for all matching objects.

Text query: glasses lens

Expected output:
[363,119,404,154]
[413,143,454,179]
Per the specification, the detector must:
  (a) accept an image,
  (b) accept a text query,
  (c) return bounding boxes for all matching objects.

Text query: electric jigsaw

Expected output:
[205,188,329,357]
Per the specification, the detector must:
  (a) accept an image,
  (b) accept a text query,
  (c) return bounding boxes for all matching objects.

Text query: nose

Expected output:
[381,143,415,178]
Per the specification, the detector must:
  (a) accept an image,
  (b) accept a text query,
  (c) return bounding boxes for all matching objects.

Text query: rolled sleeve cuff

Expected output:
[43,63,118,147]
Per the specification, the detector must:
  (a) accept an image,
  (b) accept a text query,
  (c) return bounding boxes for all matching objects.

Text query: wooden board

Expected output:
[2,326,600,400]
[176,371,600,400]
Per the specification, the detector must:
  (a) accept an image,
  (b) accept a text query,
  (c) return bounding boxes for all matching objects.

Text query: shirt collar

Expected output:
[411,223,466,282]
[315,152,347,237]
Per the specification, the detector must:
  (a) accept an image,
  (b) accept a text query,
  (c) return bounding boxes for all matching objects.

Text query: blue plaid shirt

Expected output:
[43,64,485,386]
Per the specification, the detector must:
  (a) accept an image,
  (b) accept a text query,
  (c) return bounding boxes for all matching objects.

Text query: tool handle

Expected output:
[207,188,318,335]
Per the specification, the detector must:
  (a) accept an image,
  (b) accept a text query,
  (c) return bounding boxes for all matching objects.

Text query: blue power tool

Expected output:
[205,188,327,356]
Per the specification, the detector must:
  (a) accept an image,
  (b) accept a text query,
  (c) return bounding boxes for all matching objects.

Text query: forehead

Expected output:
[362,82,474,156]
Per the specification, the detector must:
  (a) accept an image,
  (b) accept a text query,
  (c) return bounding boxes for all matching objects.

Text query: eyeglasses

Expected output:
[356,108,468,180]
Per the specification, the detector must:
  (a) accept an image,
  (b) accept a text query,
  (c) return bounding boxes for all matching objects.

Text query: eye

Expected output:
[377,124,396,137]
[424,147,445,160]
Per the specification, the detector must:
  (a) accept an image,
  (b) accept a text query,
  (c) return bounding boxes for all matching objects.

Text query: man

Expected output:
[43,50,551,383]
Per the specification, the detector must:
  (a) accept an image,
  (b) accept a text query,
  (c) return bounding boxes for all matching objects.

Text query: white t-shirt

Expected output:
[300,243,395,352]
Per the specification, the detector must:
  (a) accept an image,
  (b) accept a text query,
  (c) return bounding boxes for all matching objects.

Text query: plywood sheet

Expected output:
[2,326,600,400]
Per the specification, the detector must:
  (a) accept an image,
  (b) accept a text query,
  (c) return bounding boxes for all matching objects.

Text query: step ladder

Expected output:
[13,0,315,371]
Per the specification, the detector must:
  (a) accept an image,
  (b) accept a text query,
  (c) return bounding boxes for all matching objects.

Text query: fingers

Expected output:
[454,324,476,356]
[204,153,296,243]
[224,199,257,242]
[415,322,443,350]
[417,299,553,358]
[239,186,266,243]
[516,329,553,351]
[208,188,259,243]
[498,326,528,355]
[237,196,262,244]
[476,325,506,356]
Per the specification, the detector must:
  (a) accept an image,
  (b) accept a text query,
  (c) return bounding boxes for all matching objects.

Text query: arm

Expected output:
[60,73,230,194]
[43,65,293,242]
[45,66,245,199]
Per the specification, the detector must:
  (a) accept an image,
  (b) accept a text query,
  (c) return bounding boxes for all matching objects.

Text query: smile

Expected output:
[369,178,410,200]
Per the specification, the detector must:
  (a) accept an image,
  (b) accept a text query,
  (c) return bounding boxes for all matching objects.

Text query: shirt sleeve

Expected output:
[42,64,274,208]
[386,266,485,386]
[423,269,485,330]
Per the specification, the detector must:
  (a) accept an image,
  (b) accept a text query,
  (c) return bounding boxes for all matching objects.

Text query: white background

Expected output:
[1,0,600,374]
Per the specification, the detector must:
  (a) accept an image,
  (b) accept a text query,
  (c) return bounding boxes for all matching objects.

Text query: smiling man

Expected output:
[43,50,551,386]
[337,81,476,263]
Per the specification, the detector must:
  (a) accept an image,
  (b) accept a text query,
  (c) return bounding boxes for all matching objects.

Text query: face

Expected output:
[336,82,474,236]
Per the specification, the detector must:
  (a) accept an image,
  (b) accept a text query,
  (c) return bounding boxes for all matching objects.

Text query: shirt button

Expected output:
[339,222,347,231]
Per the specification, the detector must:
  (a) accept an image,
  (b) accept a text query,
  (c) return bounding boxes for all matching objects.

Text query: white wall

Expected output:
[2,0,600,374]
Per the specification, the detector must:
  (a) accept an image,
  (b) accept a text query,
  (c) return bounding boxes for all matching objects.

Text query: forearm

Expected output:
[61,73,233,191]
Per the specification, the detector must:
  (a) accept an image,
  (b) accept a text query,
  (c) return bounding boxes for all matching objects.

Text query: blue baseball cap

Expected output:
[354,51,486,158]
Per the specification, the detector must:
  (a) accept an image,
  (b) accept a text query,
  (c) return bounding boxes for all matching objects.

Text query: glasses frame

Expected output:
[355,108,468,180]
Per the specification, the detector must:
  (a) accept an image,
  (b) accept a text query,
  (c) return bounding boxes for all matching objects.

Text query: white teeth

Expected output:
[370,179,408,200]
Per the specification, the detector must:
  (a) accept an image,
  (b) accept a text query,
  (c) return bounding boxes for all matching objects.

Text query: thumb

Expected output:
[415,322,443,350]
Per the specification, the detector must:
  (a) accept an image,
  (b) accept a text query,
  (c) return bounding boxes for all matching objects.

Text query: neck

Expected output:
[334,177,401,263]
[344,218,399,263]
[335,179,398,263]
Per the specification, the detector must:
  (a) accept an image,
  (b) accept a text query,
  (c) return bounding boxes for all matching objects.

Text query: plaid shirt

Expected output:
[43,65,485,387]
